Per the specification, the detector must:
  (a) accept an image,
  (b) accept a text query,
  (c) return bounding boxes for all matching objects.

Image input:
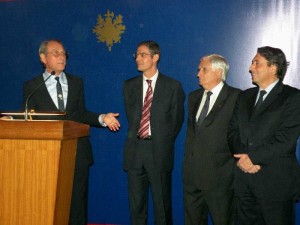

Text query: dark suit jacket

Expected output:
[228,81,300,200]
[183,83,240,190]
[123,73,185,172]
[23,73,102,166]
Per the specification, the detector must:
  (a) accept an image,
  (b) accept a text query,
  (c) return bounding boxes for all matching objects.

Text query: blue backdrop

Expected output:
[1,0,300,224]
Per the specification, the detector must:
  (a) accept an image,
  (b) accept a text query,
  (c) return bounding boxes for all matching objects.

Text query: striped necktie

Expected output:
[137,80,153,139]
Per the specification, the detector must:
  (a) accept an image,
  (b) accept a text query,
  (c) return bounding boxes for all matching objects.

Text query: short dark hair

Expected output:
[137,40,160,56]
[257,46,289,80]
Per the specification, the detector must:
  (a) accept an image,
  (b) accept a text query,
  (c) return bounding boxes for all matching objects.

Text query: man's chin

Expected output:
[251,80,259,86]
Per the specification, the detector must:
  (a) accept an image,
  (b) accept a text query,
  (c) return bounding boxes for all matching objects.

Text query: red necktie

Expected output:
[138,80,153,138]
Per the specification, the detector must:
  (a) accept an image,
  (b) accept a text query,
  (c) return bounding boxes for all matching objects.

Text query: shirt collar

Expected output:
[260,79,279,94]
[43,71,67,83]
[207,81,224,95]
[143,70,159,83]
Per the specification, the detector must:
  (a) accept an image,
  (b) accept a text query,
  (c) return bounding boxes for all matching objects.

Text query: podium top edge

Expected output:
[1,111,66,116]
[0,120,89,140]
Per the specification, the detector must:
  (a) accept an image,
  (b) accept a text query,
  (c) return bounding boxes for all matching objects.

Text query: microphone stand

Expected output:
[24,71,55,121]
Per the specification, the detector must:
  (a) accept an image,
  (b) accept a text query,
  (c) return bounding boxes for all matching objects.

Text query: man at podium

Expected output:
[22,39,120,225]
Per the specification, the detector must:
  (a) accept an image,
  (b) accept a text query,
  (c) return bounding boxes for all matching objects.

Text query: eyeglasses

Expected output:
[133,53,151,59]
[47,50,68,58]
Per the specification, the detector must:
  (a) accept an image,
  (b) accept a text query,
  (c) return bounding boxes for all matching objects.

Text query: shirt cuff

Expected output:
[99,114,107,127]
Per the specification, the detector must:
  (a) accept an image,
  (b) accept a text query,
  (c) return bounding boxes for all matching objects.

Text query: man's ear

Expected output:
[216,68,223,79]
[270,64,278,75]
[40,54,46,65]
[153,53,159,63]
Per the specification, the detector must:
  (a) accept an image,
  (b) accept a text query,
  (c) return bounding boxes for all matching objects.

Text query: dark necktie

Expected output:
[137,80,153,139]
[253,90,266,113]
[196,91,212,127]
[55,77,64,111]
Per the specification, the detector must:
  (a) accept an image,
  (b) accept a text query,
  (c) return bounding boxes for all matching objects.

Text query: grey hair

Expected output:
[202,54,229,81]
[38,39,63,55]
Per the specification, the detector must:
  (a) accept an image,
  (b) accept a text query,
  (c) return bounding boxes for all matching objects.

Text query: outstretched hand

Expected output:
[102,113,120,131]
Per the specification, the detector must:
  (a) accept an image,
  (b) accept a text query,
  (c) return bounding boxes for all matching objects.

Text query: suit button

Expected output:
[249,142,253,146]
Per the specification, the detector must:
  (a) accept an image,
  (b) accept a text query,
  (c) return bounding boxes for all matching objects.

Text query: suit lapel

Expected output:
[134,75,143,118]
[210,84,229,114]
[244,88,257,119]
[193,84,230,131]
[64,74,73,113]
[37,75,58,111]
[192,89,204,124]
[152,74,162,100]
[253,81,283,116]
[151,73,163,115]
[204,84,229,126]
[190,89,204,131]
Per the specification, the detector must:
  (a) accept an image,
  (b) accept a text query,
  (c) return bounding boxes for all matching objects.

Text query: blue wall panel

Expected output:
[1,0,299,224]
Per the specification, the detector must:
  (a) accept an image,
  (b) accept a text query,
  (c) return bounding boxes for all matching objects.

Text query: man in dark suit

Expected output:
[228,46,300,225]
[123,41,185,225]
[183,54,240,225]
[23,39,120,225]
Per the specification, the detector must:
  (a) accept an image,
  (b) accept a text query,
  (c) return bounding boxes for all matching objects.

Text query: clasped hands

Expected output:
[102,113,120,131]
[234,154,261,174]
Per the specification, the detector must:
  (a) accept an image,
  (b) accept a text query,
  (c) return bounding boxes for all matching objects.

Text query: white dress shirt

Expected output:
[196,81,224,120]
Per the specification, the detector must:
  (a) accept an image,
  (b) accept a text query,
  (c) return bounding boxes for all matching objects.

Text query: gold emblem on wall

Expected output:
[93,10,126,51]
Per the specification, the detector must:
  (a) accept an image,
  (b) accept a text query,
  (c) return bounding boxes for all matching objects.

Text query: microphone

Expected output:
[24,71,56,120]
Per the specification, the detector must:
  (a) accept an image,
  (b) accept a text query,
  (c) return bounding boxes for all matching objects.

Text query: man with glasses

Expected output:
[123,40,185,225]
[23,39,120,225]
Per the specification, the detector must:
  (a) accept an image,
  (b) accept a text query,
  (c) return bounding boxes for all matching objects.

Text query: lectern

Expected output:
[0,120,89,225]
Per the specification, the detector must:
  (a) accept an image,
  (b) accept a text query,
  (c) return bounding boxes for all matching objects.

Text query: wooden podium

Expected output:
[0,120,89,225]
